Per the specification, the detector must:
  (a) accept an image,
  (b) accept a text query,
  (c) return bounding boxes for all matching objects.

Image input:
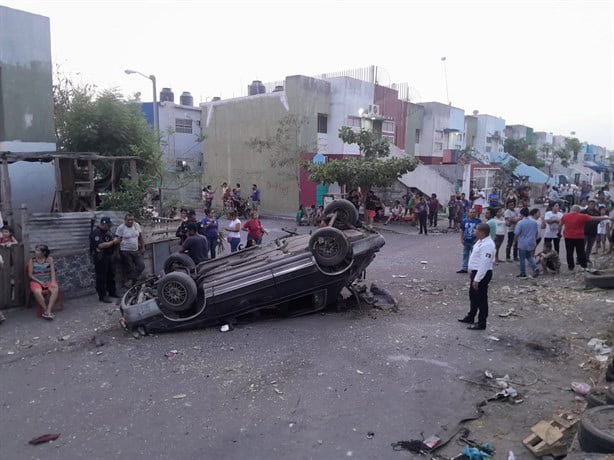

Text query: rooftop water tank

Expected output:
[272,85,284,92]
[180,91,194,106]
[248,80,266,96]
[160,88,174,103]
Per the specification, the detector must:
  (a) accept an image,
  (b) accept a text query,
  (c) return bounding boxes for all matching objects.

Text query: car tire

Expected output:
[164,253,196,274]
[606,387,614,405]
[578,405,614,453]
[157,272,197,313]
[309,227,351,267]
[324,199,359,228]
[586,391,608,408]
[584,272,614,289]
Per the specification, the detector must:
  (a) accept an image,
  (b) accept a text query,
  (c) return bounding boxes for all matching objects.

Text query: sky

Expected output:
[3,0,614,149]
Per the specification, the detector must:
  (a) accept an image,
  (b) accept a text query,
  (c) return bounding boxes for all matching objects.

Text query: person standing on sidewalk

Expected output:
[560,205,612,271]
[514,208,539,278]
[457,208,481,273]
[504,201,520,262]
[201,209,219,259]
[428,193,439,227]
[89,216,120,303]
[582,200,600,264]
[543,203,562,253]
[458,223,495,330]
[415,195,428,235]
[115,213,145,288]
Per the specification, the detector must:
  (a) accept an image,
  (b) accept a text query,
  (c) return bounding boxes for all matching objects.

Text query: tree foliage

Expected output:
[53,68,163,215]
[247,114,313,185]
[540,142,571,177]
[564,137,582,162]
[53,69,162,178]
[504,138,545,168]
[305,127,418,190]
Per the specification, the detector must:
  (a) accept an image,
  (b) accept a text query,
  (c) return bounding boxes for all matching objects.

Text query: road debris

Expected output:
[587,338,612,355]
[522,412,577,457]
[165,350,178,360]
[173,394,187,399]
[367,431,375,439]
[487,336,500,342]
[356,369,364,375]
[28,433,60,445]
[570,381,591,395]
[220,324,230,332]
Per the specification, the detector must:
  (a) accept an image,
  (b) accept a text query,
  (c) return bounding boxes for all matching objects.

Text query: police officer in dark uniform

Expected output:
[90,216,120,303]
[175,209,204,243]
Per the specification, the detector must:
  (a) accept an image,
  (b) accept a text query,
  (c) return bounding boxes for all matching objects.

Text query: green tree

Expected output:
[247,114,313,188]
[53,70,163,216]
[564,137,582,162]
[305,126,418,192]
[504,138,545,168]
[541,142,570,177]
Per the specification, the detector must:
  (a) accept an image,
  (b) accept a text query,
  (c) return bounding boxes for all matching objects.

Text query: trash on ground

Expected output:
[367,431,375,439]
[507,451,515,460]
[423,434,440,449]
[570,381,591,395]
[59,335,71,341]
[586,338,612,355]
[462,446,492,460]
[220,324,230,332]
[356,369,364,375]
[522,412,577,457]
[484,371,494,379]
[164,350,177,360]
[172,394,187,399]
[28,433,60,445]
[487,336,500,342]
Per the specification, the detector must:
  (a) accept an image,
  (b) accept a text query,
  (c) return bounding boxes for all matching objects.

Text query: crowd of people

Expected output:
[202,182,261,218]
[456,185,613,331]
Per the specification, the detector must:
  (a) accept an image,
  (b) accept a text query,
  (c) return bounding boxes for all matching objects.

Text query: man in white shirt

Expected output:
[115,213,145,287]
[543,203,562,253]
[458,223,495,330]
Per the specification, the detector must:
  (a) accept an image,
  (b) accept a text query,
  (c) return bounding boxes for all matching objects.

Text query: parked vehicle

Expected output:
[120,200,385,334]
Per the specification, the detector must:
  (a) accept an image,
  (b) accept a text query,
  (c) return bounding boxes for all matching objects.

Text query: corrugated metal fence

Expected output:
[0,210,180,308]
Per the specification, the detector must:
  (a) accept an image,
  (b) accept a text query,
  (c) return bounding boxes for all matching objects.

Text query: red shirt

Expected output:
[561,212,592,239]
[243,219,264,239]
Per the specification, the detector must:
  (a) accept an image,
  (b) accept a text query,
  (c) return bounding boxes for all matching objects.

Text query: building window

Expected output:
[175,118,193,134]
[485,146,492,153]
[382,120,395,133]
[317,114,328,133]
[415,129,421,144]
[346,116,361,128]
[383,134,395,144]
[435,142,443,151]
[435,130,443,140]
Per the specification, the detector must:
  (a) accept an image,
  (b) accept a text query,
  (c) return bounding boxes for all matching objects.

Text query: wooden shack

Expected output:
[0,151,139,226]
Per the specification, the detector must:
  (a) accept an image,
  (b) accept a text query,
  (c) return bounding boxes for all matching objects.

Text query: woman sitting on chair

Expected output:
[28,244,59,320]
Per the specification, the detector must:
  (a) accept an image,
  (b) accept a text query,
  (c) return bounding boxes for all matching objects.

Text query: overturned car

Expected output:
[120,199,385,334]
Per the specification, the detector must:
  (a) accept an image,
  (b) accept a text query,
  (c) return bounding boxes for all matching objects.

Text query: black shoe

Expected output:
[516,274,527,278]
[456,269,468,273]
[467,324,486,330]
[99,296,113,304]
[458,317,474,324]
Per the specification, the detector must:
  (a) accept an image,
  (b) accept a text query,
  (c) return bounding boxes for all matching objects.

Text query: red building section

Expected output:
[374,85,408,150]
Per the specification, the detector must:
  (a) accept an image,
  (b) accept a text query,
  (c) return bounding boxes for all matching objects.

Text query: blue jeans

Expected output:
[207,236,217,259]
[462,240,474,270]
[229,237,241,253]
[518,249,537,276]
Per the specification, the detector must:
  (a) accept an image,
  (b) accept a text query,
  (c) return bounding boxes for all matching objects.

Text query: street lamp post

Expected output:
[125,69,159,132]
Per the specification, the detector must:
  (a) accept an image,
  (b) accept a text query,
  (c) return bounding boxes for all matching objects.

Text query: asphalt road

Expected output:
[1,218,611,459]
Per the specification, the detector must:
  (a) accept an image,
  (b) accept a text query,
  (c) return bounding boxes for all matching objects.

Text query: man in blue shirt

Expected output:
[488,188,500,208]
[514,208,540,278]
[457,208,481,273]
[250,184,261,211]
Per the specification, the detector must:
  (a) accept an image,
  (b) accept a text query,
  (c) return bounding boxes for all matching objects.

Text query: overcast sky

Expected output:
[4,0,614,149]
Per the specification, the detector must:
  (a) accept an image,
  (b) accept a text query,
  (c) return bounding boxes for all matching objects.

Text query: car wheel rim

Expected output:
[315,237,339,258]
[162,281,187,306]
